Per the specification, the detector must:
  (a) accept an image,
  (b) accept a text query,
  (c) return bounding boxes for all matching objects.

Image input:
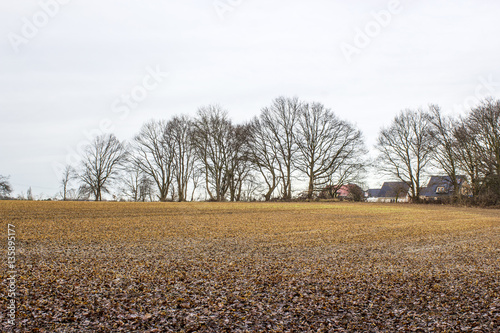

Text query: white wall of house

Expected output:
[367,197,409,203]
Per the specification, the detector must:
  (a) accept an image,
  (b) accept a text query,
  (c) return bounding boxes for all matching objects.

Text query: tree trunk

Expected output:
[307,174,314,199]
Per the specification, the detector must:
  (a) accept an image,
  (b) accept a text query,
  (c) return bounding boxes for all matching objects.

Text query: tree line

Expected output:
[66,96,367,202]
[1,96,498,205]
[376,98,500,206]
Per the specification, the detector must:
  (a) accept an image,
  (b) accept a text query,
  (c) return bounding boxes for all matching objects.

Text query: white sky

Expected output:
[1,0,500,197]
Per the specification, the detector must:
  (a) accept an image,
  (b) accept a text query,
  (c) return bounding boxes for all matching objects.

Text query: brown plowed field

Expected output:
[1,201,499,332]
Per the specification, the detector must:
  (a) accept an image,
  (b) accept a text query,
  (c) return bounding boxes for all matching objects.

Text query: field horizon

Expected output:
[1,201,499,332]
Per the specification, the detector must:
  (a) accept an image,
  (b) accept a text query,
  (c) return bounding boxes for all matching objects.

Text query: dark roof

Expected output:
[420,175,467,197]
[367,189,381,197]
[372,182,410,198]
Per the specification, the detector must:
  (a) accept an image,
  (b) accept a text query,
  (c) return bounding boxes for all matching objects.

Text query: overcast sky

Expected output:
[1,0,500,197]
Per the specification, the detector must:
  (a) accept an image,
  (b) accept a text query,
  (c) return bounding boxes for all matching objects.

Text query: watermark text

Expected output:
[6,224,16,327]
[340,0,402,64]
[8,0,72,53]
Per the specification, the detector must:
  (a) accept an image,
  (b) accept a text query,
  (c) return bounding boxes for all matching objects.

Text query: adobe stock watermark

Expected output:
[7,0,72,54]
[340,0,403,64]
[213,0,245,20]
[453,75,500,114]
[6,224,17,327]
[51,65,169,177]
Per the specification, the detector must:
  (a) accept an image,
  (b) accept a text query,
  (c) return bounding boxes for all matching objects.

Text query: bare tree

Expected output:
[248,117,281,201]
[65,188,79,201]
[132,120,174,202]
[453,122,482,195]
[239,173,260,201]
[170,183,177,202]
[0,175,13,198]
[168,115,195,202]
[60,165,77,201]
[226,123,253,201]
[26,187,33,200]
[453,98,500,199]
[139,175,155,202]
[260,96,300,200]
[77,185,92,201]
[467,98,500,176]
[427,105,461,197]
[121,162,143,202]
[295,102,366,199]
[376,108,435,202]
[191,105,233,201]
[190,167,202,201]
[80,134,128,201]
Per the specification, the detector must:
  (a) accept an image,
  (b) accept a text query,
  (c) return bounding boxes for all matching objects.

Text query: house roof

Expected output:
[377,182,410,198]
[420,175,467,197]
[367,189,381,197]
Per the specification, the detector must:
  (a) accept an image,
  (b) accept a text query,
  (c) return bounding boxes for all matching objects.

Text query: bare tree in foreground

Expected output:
[454,98,500,204]
[191,105,233,201]
[168,115,195,202]
[226,123,253,201]
[453,122,482,195]
[295,102,366,199]
[80,134,128,201]
[190,167,202,202]
[467,98,500,177]
[376,108,435,202]
[248,117,281,201]
[260,96,300,200]
[427,105,461,197]
[132,120,174,202]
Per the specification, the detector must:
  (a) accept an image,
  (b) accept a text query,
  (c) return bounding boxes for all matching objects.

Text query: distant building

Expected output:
[420,175,470,200]
[336,185,350,198]
[366,189,381,198]
[336,184,364,201]
[367,181,410,203]
[318,183,364,201]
